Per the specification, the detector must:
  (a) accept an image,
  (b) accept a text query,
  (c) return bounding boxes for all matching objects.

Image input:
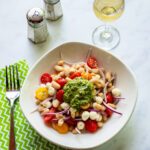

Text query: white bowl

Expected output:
[20,42,138,149]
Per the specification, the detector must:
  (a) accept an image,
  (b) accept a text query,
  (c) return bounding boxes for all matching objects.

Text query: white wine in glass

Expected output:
[92,0,125,50]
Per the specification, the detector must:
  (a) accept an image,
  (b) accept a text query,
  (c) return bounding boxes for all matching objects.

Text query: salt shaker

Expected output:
[44,0,63,21]
[26,8,48,43]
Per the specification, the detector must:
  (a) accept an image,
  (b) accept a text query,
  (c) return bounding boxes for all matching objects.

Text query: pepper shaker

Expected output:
[26,8,48,43]
[44,0,63,21]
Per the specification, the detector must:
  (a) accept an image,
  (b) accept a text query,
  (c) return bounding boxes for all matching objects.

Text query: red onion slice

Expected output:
[102,101,122,115]
[42,108,69,116]
[103,82,109,103]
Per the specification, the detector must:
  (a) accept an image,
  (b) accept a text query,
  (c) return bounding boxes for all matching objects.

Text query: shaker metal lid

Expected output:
[44,0,59,4]
[27,8,44,23]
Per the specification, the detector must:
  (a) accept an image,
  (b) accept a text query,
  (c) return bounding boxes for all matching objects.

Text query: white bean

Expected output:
[52,99,60,108]
[58,118,64,126]
[91,68,99,73]
[54,65,64,72]
[78,67,85,73]
[57,60,64,66]
[97,122,103,128]
[59,71,65,77]
[52,81,61,89]
[93,102,105,111]
[106,72,112,81]
[66,77,71,82]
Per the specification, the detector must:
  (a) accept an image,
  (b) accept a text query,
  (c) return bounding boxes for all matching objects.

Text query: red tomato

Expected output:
[70,72,81,79]
[56,78,67,87]
[87,57,98,69]
[85,120,98,133]
[40,73,52,84]
[65,118,77,126]
[43,107,56,124]
[105,108,113,117]
[106,92,114,103]
[56,89,64,102]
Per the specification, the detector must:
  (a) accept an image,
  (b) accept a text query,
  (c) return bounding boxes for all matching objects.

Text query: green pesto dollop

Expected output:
[63,77,95,110]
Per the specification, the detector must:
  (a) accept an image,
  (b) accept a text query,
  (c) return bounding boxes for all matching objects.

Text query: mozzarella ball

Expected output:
[94,96,103,104]
[81,111,90,121]
[46,82,51,88]
[42,101,52,109]
[60,102,70,110]
[89,111,98,120]
[112,88,121,97]
[48,86,56,96]
[96,114,102,122]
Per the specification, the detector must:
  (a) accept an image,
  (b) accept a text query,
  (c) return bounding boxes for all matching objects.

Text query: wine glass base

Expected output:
[92,25,120,50]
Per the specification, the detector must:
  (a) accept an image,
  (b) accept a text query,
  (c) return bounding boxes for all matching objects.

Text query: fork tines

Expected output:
[5,65,20,91]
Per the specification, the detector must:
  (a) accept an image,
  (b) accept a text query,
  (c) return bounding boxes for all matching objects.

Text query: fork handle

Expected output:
[9,107,16,150]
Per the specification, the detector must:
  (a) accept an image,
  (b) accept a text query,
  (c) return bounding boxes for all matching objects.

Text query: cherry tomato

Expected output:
[43,107,56,124]
[106,92,114,103]
[56,78,67,87]
[85,120,98,133]
[35,87,48,101]
[52,122,69,134]
[65,118,77,126]
[70,72,81,79]
[40,73,52,84]
[87,57,98,69]
[105,108,113,117]
[56,89,64,102]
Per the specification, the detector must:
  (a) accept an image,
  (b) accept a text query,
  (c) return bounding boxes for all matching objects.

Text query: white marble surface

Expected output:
[0,0,150,149]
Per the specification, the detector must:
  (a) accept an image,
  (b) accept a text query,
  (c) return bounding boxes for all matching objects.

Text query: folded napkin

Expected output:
[0,60,65,150]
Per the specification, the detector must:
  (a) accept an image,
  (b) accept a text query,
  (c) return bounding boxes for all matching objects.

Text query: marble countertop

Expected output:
[0,0,150,149]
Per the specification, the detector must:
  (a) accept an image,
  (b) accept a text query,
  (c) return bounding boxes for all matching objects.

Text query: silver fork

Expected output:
[5,65,20,150]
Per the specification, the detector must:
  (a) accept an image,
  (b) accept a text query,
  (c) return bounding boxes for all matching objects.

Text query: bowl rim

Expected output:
[20,41,138,149]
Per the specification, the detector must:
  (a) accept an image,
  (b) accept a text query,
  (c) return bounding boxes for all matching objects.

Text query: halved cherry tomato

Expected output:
[52,122,69,134]
[40,73,52,84]
[69,72,81,79]
[43,107,56,124]
[56,78,67,87]
[85,120,98,133]
[105,108,113,117]
[56,89,64,102]
[35,87,48,101]
[106,92,114,103]
[87,57,98,69]
[81,72,93,80]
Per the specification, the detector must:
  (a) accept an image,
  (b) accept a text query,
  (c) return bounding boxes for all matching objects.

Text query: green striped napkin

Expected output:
[0,60,65,150]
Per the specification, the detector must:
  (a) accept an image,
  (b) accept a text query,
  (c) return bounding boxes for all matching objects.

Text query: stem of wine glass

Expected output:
[100,24,113,42]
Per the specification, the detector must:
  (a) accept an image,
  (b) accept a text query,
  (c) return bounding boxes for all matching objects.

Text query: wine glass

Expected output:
[92,0,125,50]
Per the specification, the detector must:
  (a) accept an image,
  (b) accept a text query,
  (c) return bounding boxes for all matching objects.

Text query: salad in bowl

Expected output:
[34,53,123,134]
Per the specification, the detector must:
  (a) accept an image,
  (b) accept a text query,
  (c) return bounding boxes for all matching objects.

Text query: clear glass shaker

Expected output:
[44,0,63,21]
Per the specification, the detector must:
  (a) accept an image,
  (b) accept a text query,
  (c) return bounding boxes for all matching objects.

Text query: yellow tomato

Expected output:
[52,122,69,134]
[81,73,93,80]
[35,87,48,101]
